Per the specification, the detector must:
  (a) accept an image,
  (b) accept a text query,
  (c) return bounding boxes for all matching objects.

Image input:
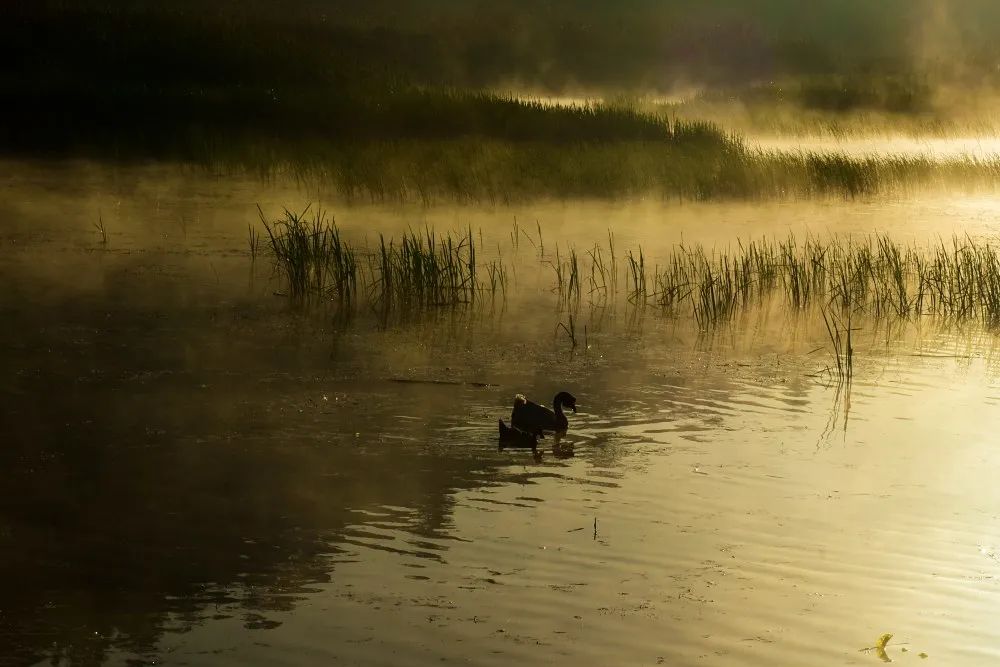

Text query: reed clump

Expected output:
[93,214,108,246]
[257,205,357,302]
[643,234,1000,329]
[550,245,582,305]
[254,207,505,312]
[255,208,1000,335]
[373,228,492,310]
[821,306,854,382]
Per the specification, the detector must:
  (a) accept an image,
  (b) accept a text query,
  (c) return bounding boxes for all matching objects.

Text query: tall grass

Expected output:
[257,205,357,302]
[372,228,483,310]
[530,230,1000,333]
[255,208,1000,337]
[221,135,1000,205]
[93,213,108,246]
[640,234,1000,329]
[821,306,854,382]
[254,208,505,312]
[247,223,260,260]
[550,245,581,305]
[625,248,648,304]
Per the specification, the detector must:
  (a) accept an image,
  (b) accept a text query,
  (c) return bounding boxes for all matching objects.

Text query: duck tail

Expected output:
[498,419,508,450]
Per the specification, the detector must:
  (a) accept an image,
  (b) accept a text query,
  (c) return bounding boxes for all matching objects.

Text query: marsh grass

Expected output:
[93,214,108,246]
[625,248,648,304]
[256,207,1000,339]
[587,244,610,298]
[257,205,357,302]
[821,306,855,382]
[251,135,1000,204]
[550,246,582,305]
[247,224,261,261]
[486,257,509,300]
[519,228,1000,344]
[256,207,506,313]
[371,228,484,310]
[639,234,1000,330]
[556,314,579,350]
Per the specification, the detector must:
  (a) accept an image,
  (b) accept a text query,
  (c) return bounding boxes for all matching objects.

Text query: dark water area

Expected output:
[4,161,1000,666]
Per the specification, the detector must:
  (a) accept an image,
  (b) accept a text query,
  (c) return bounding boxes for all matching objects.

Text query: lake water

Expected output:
[4,160,1000,665]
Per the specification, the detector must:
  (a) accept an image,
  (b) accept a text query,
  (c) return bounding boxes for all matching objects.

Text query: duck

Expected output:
[511,391,577,433]
[498,419,543,451]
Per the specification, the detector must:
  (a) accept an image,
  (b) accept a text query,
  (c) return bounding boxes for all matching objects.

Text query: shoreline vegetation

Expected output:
[9,1,1000,202]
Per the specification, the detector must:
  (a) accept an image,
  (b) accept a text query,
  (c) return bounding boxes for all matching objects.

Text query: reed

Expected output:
[556,314,578,349]
[486,258,509,299]
[625,247,647,304]
[549,245,582,304]
[821,306,854,382]
[257,206,511,315]
[640,233,1000,329]
[587,242,610,298]
[255,208,1000,337]
[370,227,481,310]
[256,204,357,302]
[247,223,260,260]
[607,231,618,295]
[93,214,108,246]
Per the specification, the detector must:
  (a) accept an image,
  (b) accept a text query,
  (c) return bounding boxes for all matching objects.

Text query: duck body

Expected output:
[511,391,577,434]
[498,419,542,451]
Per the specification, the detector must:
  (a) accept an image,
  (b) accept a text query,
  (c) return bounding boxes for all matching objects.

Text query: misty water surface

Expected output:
[3,162,1000,665]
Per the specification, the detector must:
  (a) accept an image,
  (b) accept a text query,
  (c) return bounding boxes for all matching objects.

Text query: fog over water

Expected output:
[5,160,1000,664]
[8,1,1000,664]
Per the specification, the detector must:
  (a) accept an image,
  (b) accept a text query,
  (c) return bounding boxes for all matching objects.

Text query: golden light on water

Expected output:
[11,2,1000,664]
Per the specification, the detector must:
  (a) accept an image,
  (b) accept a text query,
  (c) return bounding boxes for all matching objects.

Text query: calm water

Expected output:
[4,161,1000,666]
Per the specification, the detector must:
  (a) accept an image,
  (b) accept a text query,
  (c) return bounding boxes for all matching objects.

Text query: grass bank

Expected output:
[9,2,1000,202]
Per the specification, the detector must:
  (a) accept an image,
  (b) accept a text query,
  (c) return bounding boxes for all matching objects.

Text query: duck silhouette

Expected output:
[511,392,577,433]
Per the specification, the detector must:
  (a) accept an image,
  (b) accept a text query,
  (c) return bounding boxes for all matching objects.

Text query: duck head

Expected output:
[554,391,577,413]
